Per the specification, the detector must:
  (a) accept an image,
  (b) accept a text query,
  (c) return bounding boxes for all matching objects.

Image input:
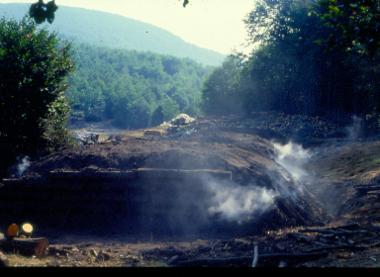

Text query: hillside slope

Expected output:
[0,3,225,66]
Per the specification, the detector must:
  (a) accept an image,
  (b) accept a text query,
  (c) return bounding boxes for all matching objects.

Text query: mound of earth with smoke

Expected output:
[16,117,326,235]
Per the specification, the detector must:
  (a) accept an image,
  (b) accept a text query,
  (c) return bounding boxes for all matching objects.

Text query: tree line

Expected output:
[67,45,211,129]
[0,17,73,175]
[1,0,379,175]
[202,0,380,124]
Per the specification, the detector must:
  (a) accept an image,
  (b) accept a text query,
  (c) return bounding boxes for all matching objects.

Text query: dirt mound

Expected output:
[1,117,326,237]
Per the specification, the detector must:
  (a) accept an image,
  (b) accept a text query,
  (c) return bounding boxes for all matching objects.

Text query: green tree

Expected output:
[41,92,74,152]
[151,106,165,126]
[0,17,74,173]
[160,98,180,121]
[202,56,244,115]
[314,0,380,56]
[29,0,190,24]
[201,0,380,119]
[66,44,210,128]
[113,97,152,129]
[240,0,360,116]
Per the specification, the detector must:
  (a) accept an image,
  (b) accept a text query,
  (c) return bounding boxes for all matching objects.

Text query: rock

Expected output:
[97,250,111,262]
[168,255,179,264]
[71,246,80,253]
[0,251,9,267]
[73,131,108,145]
[223,243,231,251]
[125,255,140,263]
[89,248,98,258]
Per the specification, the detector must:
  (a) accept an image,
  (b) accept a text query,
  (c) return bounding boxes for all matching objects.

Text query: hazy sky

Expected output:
[0,0,255,54]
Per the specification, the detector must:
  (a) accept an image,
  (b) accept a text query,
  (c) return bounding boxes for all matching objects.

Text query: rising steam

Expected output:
[273,142,312,183]
[345,115,363,141]
[206,179,277,223]
[16,156,31,177]
[203,141,313,223]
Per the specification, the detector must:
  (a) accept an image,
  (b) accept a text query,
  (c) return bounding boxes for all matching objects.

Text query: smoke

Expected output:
[16,156,31,177]
[273,142,312,183]
[206,178,277,224]
[345,115,363,141]
[200,141,314,224]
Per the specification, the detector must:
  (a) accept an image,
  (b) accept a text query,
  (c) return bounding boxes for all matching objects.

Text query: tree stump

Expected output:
[0,238,49,258]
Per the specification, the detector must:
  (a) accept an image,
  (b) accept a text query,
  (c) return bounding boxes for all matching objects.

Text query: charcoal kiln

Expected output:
[0,168,237,238]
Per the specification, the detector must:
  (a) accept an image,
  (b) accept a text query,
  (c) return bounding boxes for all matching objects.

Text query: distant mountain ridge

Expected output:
[0,3,225,66]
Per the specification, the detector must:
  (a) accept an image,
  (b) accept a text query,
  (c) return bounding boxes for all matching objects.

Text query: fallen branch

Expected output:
[170,252,328,267]
[300,224,362,235]
[251,245,258,267]
[305,244,365,254]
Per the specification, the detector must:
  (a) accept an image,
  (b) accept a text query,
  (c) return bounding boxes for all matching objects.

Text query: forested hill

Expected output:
[67,45,212,129]
[0,3,225,66]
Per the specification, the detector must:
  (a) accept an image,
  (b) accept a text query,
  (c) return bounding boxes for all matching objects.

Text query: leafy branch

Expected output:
[29,0,190,24]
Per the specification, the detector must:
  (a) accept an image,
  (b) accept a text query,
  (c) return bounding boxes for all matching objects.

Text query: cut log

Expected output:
[0,238,49,258]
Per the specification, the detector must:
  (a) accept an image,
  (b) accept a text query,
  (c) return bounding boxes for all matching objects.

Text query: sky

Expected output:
[0,0,256,54]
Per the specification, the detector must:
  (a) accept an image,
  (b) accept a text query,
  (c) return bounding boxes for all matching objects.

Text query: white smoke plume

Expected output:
[206,179,277,223]
[345,115,363,141]
[273,142,312,183]
[16,156,31,177]
[202,141,313,224]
